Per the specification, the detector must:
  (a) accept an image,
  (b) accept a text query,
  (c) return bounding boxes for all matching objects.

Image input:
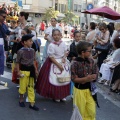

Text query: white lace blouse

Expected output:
[47,41,67,59]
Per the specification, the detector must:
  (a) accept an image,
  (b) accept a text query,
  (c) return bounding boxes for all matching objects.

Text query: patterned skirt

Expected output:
[36,58,70,99]
[0,45,4,75]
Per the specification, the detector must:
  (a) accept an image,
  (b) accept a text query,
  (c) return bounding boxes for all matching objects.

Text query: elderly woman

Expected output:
[96,23,110,69]
[99,36,120,85]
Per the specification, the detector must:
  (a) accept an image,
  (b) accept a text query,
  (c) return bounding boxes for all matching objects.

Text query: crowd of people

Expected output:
[0,7,120,120]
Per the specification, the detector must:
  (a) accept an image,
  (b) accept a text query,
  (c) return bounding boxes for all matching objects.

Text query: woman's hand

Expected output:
[35,70,39,78]
[103,59,110,63]
[62,58,66,63]
[96,35,101,41]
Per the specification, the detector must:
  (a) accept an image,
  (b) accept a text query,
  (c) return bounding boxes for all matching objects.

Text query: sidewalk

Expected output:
[97,83,120,101]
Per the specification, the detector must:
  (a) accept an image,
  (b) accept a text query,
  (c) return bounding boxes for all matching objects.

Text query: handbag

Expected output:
[95,42,110,51]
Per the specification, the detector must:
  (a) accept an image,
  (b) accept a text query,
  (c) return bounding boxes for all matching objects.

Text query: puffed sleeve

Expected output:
[47,43,55,57]
[62,41,67,52]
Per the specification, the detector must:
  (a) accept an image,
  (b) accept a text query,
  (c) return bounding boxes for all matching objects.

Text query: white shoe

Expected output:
[61,98,67,102]
[16,85,20,88]
[54,99,60,102]
[104,81,109,86]
[98,78,105,84]
[26,97,29,102]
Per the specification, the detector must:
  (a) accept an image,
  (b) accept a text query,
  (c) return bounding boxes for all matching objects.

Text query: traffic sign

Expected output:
[87,3,94,10]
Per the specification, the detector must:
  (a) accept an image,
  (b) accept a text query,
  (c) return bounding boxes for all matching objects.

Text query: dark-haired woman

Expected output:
[42,18,62,64]
[86,22,96,44]
[17,12,29,39]
[107,22,115,44]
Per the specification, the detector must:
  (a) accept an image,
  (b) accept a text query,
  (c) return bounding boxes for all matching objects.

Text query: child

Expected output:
[16,34,39,111]
[68,31,81,61]
[71,41,98,120]
[67,31,81,96]
[36,29,70,102]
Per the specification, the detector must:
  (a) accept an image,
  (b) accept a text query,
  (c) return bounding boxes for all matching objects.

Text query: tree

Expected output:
[62,11,76,24]
[42,7,59,22]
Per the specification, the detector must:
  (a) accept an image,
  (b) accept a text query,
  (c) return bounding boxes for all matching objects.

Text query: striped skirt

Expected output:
[36,58,70,99]
[0,45,4,75]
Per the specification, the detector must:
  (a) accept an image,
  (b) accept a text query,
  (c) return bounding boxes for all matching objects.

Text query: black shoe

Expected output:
[110,88,118,93]
[117,90,120,95]
[29,105,39,111]
[19,102,25,107]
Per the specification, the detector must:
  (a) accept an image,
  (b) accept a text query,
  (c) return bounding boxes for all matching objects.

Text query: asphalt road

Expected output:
[0,36,120,120]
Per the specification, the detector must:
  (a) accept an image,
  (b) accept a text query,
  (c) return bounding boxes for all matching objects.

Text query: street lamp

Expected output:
[85,0,88,25]
[114,0,117,11]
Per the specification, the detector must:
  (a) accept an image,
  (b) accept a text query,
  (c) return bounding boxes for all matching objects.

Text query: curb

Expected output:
[97,83,120,101]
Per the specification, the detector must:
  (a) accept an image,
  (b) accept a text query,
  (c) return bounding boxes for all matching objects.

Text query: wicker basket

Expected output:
[57,76,71,83]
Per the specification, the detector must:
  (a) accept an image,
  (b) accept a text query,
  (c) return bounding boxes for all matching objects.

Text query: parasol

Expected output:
[81,6,120,20]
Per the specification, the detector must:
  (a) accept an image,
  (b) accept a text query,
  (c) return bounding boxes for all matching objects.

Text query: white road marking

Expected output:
[1,71,12,80]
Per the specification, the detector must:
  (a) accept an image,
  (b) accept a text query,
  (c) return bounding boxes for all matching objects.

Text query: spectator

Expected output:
[39,21,45,35]
[110,36,120,94]
[98,36,120,85]
[86,22,96,44]
[95,23,110,69]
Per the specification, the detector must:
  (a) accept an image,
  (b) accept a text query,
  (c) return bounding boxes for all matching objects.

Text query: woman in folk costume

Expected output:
[36,29,70,102]
[42,18,62,64]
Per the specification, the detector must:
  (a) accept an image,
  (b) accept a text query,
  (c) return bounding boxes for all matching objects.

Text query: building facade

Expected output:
[22,0,68,25]
[97,0,120,13]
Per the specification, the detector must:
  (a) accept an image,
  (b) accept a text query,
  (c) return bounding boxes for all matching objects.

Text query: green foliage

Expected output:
[42,7,59,21]
[62,11,76,23]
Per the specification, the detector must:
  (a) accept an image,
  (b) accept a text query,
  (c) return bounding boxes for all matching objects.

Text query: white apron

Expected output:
[49,59,71,86]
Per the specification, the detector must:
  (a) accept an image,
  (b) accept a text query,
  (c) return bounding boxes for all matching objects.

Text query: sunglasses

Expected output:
[1,15,6,18]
